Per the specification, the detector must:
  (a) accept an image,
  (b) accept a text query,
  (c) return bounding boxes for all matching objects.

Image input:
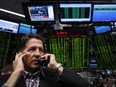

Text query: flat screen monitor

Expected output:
[107,71,111,75]
[0,19,19,34]
[22,2,57,24]
[101,71,111,75]
[18,23,37,34]
[89,64,98,69]
[94,25,111,34]
[101,71,105,75]
[59,3,92,23]
[92,4,116,22]
[90,58,97,63]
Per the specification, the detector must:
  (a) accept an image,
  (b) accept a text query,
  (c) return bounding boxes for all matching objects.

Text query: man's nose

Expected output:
[34,49,41,56]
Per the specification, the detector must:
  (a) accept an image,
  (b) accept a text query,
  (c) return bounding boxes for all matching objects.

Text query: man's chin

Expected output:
[31,64,40,70]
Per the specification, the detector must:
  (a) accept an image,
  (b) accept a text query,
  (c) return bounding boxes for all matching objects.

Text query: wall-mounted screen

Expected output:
[18,23,37,34]
[92,4,116,22]
[89,57,98,69]
[0,19,19,33]
[94,26,111,34]
[22,2,57,24]
[90,58,97,63]
[59,3,92,23]
[89,64,98,69]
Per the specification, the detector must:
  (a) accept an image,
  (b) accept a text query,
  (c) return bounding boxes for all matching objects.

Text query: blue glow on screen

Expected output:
[90,59,97,63]
[102,71,105,75]
[19,23,37,34]
[32,29,37,34]
[92,4,116,22]
[107,71,111,75]
[94,26,111,34]
[89,64,98,68]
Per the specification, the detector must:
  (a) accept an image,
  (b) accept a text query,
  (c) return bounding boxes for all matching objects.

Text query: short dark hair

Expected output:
[17,34,45,52]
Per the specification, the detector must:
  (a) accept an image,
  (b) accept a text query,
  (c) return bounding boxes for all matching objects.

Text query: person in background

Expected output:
[112,79,116,87]
[0,34,92,87]
[99,77,112,87]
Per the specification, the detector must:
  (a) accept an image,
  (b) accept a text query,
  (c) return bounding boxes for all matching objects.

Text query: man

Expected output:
[0,34,92,87]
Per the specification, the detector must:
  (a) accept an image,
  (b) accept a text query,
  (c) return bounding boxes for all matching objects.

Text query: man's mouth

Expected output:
[32,60,39,64]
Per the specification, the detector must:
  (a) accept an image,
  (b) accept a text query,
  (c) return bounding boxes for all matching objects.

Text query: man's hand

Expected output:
[41,54,64,74]
[13,52,26,73]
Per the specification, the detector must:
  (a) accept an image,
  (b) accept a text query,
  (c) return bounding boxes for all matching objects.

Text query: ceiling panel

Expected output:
[0,0,29,23]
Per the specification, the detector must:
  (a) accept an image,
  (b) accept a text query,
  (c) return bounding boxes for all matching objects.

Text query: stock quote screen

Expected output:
[59,3,92,23]
[92,4,116,22]
[44,36,89,69]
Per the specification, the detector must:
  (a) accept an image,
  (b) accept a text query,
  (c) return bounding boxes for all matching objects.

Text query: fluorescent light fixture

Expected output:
[0,8,25,18]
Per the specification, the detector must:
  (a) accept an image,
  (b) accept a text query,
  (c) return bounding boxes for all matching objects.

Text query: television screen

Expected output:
[90,58,97,63]
[59,3,92,23]
[107,71,111,75]
[101,71,111,75]
[22,2,57,24]
[92,4,116,22]
[89,64,98,69]
[101,71,105,75]
[18,23,37,34]
[94,26,111,34]
[0,19,19,34]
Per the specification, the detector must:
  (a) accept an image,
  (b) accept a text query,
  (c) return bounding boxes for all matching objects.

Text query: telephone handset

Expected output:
[38,57,50,68]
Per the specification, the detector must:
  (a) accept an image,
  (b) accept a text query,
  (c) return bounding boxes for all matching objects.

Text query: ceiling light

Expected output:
[0,8,25,18]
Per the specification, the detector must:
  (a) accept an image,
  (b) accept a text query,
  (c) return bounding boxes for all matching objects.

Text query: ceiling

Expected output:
[0,0,29,23]
[0,0,115,23]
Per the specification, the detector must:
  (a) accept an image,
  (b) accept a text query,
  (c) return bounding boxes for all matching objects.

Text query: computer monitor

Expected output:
[59,2,92,23]
[90,58,97,63]
[0,19,19,34]
[94,25,111,34]
[92,3,116,22]
[89,64,98,69]
[18,23,37,34]
[22,2,57,24]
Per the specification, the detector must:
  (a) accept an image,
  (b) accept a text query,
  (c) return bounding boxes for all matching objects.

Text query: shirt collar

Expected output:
[23,68,45,79]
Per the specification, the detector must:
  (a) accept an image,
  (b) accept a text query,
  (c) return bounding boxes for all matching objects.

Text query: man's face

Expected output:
[22,38,44,71]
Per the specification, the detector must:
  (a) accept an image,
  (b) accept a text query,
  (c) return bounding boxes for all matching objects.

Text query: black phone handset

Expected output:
[38,57,50,69]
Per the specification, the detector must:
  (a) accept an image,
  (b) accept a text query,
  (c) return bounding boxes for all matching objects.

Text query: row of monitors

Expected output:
[0,19,115,34]
[22,2,116,24]
[0,19,37,34]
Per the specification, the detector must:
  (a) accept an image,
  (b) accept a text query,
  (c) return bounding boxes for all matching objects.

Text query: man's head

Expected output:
[17,34,45,52]
[17,34,45,72]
